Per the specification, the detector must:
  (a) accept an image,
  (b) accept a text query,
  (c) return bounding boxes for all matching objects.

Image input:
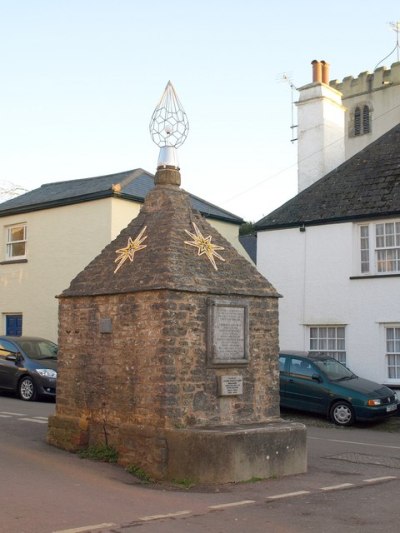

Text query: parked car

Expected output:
[279,351,399,426]
[0,336,57,401]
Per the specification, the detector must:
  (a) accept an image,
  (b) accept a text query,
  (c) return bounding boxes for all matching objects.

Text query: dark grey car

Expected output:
[0,336,58,401]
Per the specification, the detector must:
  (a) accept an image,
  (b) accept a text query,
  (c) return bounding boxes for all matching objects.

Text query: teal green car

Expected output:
[279,352,399,426]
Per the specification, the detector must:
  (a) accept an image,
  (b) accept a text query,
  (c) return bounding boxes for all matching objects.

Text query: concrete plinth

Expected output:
[165,421,307,483]
[48,414,306,483]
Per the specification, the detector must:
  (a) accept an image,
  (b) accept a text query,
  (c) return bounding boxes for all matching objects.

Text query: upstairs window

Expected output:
[358,221,400,275]
[376,222,400,273]
[360,225,369,273]
[5,224,27,260]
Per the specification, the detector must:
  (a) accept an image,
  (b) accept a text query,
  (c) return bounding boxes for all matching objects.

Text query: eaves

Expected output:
[255,209,400,232]
[0,190,243,225]
[0,190,119,218]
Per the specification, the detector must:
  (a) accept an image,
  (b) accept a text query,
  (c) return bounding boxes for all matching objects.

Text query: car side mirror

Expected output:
[5,352,22,363]
[312,373,322,383]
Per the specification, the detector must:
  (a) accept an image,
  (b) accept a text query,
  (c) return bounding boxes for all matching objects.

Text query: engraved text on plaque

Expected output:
[207,299,249,366]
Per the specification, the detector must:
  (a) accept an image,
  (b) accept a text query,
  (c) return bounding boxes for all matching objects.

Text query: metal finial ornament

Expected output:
[149,81,189,168]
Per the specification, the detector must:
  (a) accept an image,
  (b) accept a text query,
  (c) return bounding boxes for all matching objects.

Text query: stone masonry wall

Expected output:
[50,289,280,475]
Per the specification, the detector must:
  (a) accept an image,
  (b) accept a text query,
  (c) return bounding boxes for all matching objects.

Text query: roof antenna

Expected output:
[278,73,298,143]
[374,21,400,70]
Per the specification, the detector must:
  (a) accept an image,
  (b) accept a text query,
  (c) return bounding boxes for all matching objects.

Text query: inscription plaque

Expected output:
[99,318,112,334]
[218,375,243,396]
[207,298,249,366]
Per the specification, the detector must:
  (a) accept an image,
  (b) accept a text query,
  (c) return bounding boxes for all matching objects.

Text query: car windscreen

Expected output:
[313,358,355,381]
[18,340,58,361]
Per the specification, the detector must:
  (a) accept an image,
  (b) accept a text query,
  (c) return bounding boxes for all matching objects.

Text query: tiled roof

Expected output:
[0,168,242,224]
[239,234,257,263]
[256,124,400,230]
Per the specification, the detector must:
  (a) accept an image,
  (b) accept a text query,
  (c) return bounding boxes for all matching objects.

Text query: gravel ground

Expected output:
[280,407,400,432]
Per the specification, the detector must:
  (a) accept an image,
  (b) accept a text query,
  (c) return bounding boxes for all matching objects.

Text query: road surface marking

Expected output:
[0,411,26,416]
[321,483,354,491]
[267,490,310,500]
[0,414,12,418]
[19,417,48,424]
[140,510,191,521]
[309,436,400,451]
[363,476,397,483]
[209,500,256,509]
[53,523,116,533]
[33,416,49,420]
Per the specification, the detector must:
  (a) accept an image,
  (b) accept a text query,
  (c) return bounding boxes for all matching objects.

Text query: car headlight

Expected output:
[35,369,57,378]
[367,399,381,406]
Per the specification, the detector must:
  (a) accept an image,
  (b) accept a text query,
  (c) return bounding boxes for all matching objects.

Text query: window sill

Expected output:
[0,259,28,265]
[350,273,400,280]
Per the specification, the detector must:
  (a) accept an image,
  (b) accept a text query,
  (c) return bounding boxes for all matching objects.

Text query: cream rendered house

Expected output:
[0,168,248,341]
[256,60,400,387]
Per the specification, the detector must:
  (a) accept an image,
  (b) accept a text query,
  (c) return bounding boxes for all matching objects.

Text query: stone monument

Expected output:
[47,82,306,483]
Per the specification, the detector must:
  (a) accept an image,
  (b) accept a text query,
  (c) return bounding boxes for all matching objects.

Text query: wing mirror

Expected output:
[6,351,22,363]
[312,373,322,383]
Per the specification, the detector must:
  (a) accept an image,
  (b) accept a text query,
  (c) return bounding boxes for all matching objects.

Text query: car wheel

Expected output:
[330,401,355,426]
[18,376,37,401]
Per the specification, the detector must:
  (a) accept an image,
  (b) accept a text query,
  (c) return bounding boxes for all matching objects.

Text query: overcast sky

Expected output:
[1,0,399,221]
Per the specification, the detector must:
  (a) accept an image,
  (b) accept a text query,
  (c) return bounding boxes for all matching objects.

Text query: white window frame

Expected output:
[358,220,400,275]
[5,223,27,260]
[385,325,400,381]
[308,325,346,364]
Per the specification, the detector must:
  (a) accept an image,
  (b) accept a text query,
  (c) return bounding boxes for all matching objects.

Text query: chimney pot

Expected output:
[321,60,330,84]
[311,60,322,83]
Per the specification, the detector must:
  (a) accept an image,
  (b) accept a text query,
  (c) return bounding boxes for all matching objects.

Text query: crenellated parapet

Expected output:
[330,62,400,97]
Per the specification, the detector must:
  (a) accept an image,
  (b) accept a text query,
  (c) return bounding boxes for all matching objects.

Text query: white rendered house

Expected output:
[256,61,400,387]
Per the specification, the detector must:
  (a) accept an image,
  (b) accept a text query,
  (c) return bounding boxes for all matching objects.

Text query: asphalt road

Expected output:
[1,395,399,533]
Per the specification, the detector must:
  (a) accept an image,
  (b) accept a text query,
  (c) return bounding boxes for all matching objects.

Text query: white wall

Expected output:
[296,83,345,191]
[257,222,400,386]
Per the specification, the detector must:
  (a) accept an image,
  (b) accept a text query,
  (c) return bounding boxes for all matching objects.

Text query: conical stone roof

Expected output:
[61,168,278,298]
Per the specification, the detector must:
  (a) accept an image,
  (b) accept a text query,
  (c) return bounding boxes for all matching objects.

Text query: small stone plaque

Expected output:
[99,318,112,334]
[208,298,249,366]
[218,375,243,396]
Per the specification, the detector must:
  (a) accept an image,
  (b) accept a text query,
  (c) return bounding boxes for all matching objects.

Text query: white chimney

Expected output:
[296,60,346,192]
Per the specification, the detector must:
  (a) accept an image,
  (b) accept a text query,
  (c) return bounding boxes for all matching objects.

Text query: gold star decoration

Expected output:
[184,222,225,271]
[114,226,148,274]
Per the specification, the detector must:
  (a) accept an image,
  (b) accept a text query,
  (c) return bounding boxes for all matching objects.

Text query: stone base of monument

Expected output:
[164,421,307,483]
[48,416,306,483]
